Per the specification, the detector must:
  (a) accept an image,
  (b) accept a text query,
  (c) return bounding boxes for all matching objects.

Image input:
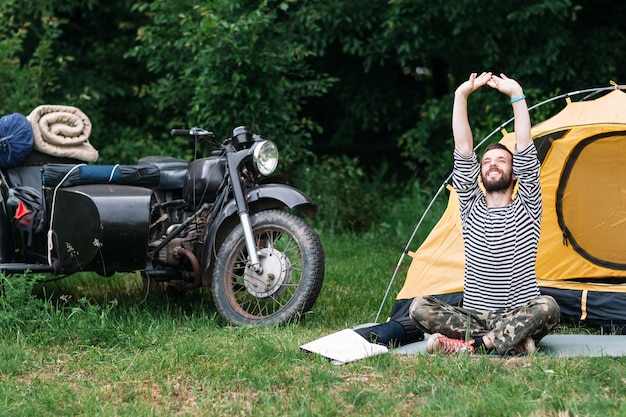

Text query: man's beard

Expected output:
[481,170,513,192]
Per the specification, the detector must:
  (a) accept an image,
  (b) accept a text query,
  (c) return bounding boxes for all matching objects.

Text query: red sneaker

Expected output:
[509,337,536,356]
[426,333,475,355]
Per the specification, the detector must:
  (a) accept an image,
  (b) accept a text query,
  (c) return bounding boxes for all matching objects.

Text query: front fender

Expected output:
[201,184,318,282]
[230,183,318,218]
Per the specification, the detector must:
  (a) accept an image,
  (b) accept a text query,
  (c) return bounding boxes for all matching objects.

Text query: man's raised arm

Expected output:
[452,72,492,157]
[488,73,531,151]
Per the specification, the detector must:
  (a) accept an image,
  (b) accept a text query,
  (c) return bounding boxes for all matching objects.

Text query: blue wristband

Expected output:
[510,94,526,104]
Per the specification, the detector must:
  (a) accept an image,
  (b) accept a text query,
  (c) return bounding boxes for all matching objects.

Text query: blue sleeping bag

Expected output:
[0,113,34,168]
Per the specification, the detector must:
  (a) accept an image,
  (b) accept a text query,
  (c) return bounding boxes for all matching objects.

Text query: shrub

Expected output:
[288,155,405,234]
[0,273,50,335]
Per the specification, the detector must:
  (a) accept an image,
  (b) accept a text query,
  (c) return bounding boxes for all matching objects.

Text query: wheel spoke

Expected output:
[213,210,324,325]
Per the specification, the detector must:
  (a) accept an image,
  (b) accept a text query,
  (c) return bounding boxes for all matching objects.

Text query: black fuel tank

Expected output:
[184,156,226,204]
[52,184,152,275]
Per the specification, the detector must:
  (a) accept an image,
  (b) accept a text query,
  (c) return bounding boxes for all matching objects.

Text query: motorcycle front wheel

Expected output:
[212,209,325,326]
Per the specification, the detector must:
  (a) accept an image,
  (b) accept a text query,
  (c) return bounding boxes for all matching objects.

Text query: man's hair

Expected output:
[482,142,513,161]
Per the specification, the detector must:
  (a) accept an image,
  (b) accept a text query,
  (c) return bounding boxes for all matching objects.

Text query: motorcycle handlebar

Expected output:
[170,129,191,137]
[170,128,214,137]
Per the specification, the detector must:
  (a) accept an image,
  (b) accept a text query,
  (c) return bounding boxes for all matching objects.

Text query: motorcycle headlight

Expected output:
[253,140,279,176]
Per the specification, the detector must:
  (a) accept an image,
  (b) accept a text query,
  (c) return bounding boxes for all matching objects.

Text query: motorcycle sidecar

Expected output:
[50,184,152,275]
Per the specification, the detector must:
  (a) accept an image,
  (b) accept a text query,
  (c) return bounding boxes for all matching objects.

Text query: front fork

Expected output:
[225,145,262,273]
[239,211,262,272]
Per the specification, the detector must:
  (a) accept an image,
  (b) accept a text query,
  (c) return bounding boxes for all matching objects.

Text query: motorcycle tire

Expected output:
[212,209,325,326]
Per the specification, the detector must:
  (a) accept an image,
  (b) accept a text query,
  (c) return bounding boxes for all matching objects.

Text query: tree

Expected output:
[0,0,172,163]
[49,0,171,162]
[305,0,626,184]
[130,0,336,165]
[3,0,626,231]
[0,0,74,114]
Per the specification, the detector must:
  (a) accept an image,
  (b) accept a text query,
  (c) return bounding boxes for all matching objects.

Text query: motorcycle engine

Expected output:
[148,188,208,269]
[149,219,203,268]
[155,237,190,266]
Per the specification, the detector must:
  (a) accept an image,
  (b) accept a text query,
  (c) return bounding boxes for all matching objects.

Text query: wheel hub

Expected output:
[244,247,292,298]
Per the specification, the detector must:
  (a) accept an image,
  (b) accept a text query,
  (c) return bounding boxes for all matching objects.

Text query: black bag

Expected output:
[8,186,44,246]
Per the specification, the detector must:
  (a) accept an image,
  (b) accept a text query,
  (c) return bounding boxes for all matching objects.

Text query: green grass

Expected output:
[0,231,625,416]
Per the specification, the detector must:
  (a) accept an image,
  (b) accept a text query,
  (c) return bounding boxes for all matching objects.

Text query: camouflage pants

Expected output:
[409,295,561,355]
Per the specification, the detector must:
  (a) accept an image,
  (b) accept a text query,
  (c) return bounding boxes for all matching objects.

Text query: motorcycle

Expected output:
[0,125,325,327]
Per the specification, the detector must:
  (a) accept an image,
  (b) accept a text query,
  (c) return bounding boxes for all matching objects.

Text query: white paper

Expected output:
[300,329,388,365]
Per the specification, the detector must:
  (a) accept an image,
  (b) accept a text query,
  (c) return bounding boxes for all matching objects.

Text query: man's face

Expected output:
[480,148,515,192]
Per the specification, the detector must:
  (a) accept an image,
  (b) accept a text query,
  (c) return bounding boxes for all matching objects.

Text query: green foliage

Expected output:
[287,150,447,240]
[378,180,448,250]
[396,96,454,187]
[49,0,168,163]
[290,155,404,233]
[377,0,597,89]
[299,0,626,186]
[0,0,69,113]
[0,273,52,336]
[3,0,626,228]
[0,235,624,415]
[0,0,166,163]
[130,0,336,164]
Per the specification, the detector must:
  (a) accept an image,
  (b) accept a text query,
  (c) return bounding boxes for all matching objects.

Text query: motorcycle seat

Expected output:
[137,156,188,190]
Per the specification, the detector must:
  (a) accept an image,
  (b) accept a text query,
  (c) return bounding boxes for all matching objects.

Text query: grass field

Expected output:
[1,230,625,416]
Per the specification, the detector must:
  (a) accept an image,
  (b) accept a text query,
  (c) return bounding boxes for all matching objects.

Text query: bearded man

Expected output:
[408,72,561,355]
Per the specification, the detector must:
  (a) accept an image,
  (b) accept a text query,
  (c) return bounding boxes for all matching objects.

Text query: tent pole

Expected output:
[374,178,449,323]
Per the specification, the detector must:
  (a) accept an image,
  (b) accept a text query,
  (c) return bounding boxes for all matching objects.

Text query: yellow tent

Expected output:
[390,87,626,331]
